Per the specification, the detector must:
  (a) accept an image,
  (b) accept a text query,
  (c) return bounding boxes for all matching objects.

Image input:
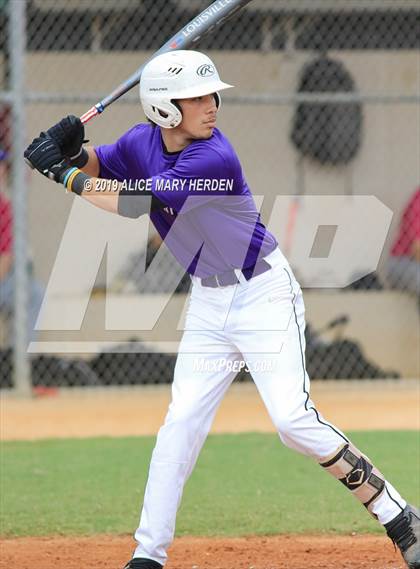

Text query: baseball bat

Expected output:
[80,0,253,124]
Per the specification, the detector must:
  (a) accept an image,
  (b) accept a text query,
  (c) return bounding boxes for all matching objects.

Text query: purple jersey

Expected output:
[95,124,277,278]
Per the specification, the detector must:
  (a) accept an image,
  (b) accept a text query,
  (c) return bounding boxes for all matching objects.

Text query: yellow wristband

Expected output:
[67,168,82,192]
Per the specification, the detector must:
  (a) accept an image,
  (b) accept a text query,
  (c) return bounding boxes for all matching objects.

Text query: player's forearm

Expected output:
[79,146,100,177]
[68,174,151,219]
[57,145,118,212]
[77,176,120,214]
[71,148,123,214]
[58,167,120,213]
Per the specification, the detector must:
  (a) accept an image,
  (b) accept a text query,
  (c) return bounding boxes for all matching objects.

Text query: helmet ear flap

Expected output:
[171,100,182,113]
[170,100,183,125]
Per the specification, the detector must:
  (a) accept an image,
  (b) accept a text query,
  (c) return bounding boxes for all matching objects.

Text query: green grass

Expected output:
[1,432,418,537]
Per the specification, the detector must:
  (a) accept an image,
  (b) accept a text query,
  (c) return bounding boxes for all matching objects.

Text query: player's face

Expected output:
[176,94,218,140]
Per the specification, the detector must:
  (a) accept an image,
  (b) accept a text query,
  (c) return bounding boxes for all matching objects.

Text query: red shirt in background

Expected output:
[391,188,420,257]
[0,192,13,254]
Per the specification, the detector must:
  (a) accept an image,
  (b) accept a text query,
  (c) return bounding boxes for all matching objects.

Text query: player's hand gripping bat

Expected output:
[80,0,253,124]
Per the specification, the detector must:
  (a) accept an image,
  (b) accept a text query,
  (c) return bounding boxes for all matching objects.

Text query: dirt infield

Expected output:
[0,534,407,569]
[1,380,419,440]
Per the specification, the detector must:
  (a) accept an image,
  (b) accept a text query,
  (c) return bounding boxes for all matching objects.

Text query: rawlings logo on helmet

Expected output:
[196,64,215,77]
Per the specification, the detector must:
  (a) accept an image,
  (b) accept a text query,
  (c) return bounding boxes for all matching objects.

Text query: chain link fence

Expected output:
[1,0,419,392]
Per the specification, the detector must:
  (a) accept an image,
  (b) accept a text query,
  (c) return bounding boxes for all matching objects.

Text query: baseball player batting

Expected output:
[24,51,419,569]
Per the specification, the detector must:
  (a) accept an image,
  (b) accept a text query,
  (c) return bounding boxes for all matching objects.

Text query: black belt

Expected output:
[201,258,271,288]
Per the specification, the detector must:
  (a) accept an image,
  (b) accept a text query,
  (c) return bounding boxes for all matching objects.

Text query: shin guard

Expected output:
[320,443,386,517]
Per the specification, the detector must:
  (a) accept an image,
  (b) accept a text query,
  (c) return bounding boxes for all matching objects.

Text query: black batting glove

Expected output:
[24,133,71,183]
[46,115,88,159]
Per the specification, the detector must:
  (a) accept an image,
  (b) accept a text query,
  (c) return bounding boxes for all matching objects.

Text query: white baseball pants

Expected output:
[133,248,406,565]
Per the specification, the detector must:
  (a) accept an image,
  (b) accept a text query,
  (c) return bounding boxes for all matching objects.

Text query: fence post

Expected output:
[9,0,31,397]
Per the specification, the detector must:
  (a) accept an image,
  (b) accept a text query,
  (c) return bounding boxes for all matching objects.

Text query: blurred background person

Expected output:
[0,147,44,346]
[386,186,420,297]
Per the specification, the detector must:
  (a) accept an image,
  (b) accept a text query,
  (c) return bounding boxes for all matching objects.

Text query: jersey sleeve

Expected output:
[95,126,161,218]
[94,127,136,181]
[150,144,234,214]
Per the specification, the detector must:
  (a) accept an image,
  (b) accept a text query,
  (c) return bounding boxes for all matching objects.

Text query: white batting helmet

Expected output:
[140,50,233,129]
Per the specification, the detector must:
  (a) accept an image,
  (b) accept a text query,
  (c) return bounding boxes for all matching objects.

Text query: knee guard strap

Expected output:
[320,443,385,515]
